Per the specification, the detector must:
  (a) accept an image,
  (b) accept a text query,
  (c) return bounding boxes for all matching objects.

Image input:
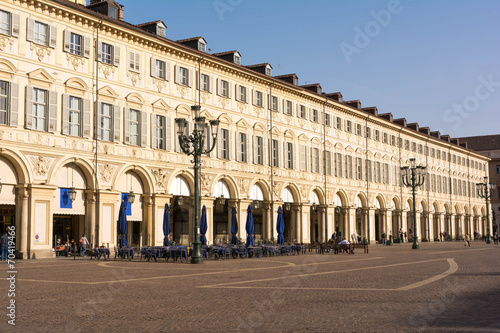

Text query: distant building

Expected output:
[458,135,500,234]
[0,0,489,258]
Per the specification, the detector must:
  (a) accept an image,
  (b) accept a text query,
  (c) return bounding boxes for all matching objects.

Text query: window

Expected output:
[100,103,112,141]
[255,136,264,165]
[312,109,318,122]
[356,124,362,136]
[238,85,247,102]
[366,160,372,182]
[497,165,500,174]
[336,153,343,177]
[101,42,113,64]
[198,41,206,52]
[0,10,11,35]
[0,81,9,125]
[234,55,241,65]
[155,115,166,150]
[312,148,319,173]
[325,151,332,175]
[129,51,140,72]
[220,129,229,160]
[366,127,371,139]
[201,74,210,92]
[220,79,230,98]
[383,163,389,184]
[437,175,442,193]
[431,148,435,158]
[128,109,140,146]
[69,32,82,56]
[238,133,247,162]
[299,145,308,171]
[108,6,118,19]
[265,67,272,76]
[68,96,82,136]
[356,157,363,180]
[375,162,381,183]
[383,132,388,144]
[270,96,278,111]
[286,142,293,169]
[325,113,331,126]
[412,142,417,152]
[336,117,342,130]
[375,130,380,141]
[299,105,306,119]
[418,144,423,154]
[391,135,395,146]
[32,88,47,131]
[437,150,441,159]
[254,90,263,107]
[346,155,353,178]
[285,100,293,115]
[405,140,410,150]
[155,59,166,79]
[179,67,189,86]
[272,139,279,167]
[346,120,352,133]
[34,21,48,45]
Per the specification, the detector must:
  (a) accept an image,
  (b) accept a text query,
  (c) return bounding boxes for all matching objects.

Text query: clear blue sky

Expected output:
[120,0,499,138]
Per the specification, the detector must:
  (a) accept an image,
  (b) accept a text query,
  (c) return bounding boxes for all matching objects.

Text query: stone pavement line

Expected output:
[397,258,457,291]
[200,257,455,291]
[427,247,492,255]
[15,256,385,285]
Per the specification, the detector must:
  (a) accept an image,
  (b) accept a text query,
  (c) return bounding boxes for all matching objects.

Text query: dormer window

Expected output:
[109,6,118,19]
[265,67,272,76]
[293,77,298,85]
[198,41,206,52]
[234,55,241,65]
[157,26,166,37]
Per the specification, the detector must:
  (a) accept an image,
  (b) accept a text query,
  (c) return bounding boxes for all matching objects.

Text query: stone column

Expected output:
[143,195,153,246]
[317,206,325,242]
[85,190,97,247]
[293,204,301,242]
[238,199,251,242]
[262,202,271,240]
[18,186,29,259]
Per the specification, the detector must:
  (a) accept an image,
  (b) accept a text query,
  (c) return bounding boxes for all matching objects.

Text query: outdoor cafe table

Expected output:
[141,246,163,262]
[116,247,134,261]
[93,248,110,260]
[164,246,188,262]
[246,246,263,258]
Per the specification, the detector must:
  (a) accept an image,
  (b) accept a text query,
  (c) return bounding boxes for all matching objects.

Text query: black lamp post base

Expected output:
[412,243,419,249]
[486,237,491,244]
[191,256,203,264]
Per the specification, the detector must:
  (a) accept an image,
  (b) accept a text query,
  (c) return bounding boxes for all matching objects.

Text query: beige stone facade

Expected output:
[0,0,490,258]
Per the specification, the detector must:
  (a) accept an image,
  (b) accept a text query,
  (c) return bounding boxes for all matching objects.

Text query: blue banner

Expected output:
[121,193,132,216]
[60,188,72,209]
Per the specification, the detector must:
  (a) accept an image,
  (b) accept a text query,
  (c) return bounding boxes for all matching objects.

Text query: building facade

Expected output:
[457,135,500,235]
[0,0,490,258]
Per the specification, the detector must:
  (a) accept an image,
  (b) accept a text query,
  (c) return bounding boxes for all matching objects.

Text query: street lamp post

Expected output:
[175,105,219,264]
[401,158,426,250]
[476,177,496,244]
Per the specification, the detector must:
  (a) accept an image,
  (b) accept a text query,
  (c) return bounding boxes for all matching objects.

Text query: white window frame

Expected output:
[299,105,306,119]
[272,139,279,167]
[129,51,140,72]
[221,80,229,98]
[32,88,47,131]
[101,42,113,65]
[270,96,278,111]
[0,10,11,36]
[286,142,293,169]
[201,74,210,92]
[285,100,293,115]
[70,32,82,56]
[346,120,352,133]
[129,109,140,146]
[238,85,247,102]
[156,59,166,79]
[256,136,264,165]
[0,81,9,125]
[100,103,112,141]
[34,21,48,46]
[254,90,263,107]
[221,128,229,160]
[68,96,82,137]
[179,67,189,86]
[336,117,342,130]
[155,114,166,150]
[312,109,318,123]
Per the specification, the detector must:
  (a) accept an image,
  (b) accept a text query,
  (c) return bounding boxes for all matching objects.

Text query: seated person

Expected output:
[339,238,350,253]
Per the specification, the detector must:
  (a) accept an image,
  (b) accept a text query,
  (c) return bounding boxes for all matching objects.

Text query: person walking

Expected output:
[1,232,9,261]
[80,234,89,257]
[494,233,499,245]
[464,234,470,247]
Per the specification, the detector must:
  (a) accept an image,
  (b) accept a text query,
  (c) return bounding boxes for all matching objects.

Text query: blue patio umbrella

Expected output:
[118,199,128,248]
[200,205,208,245]
[277,206,285,245]
[231,207,239,245]
[245,205,254,246]
[163,203,171,246]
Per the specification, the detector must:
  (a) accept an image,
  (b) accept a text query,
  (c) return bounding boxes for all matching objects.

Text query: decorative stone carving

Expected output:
[219,97,229,109]
[30,43,52,61]
[0,35,14,51]
[312,124,318,132]
[236,102,246,112]
[152,78,166,93]
[29,133,50,146]
[131,149,139,158]
[66,53,85,70]
[201,92,210,104]
[300,185,311,200]
[99,144,113,155]
[29,155,52,177]
[272,181,283,198]
[272,112,279,121]
[327,189,334,203]
[254,107,263,117]
[126,71,141,86]
[298,119,306,128]
[237,178,250,197]
[200,173,214,196]
[151,168,170,189]
[177,86,188,99]
[98,163,116,183]
[98,62,115,79]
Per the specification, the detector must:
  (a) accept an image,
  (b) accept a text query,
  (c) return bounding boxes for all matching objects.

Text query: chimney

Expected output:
[344,100,361,109]
[324,92,343,102]
[393,118,407,127]
[379,113,393,122]
[275,74,298,85]
[407,123,419,131]
[300,83,322,94]
[362,106,378,116]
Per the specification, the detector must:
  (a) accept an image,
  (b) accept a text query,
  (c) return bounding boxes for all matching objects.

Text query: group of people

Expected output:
[54,234,89,257]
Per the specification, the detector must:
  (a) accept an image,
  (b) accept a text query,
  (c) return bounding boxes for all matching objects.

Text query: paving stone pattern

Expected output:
[1,242,499,333]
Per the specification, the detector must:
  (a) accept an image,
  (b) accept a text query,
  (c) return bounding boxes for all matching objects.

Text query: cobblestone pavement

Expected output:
[1,242,500,333]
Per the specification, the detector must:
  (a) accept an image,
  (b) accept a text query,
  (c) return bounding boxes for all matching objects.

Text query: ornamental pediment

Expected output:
[126,92,145,104]
[0,58,17,77]
[98,85,118,98]
[65,77,89,91]
[236,118,250,128]
[28,68,55,83]
[152,98,170,111]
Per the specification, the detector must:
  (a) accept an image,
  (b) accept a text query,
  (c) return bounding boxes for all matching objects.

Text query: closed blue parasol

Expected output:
[200,205,208,245]
[246,205,254,246]
[277,206,285,245]
[118,199,128,248]
[163,203,171,246]
[231,207,238,245]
